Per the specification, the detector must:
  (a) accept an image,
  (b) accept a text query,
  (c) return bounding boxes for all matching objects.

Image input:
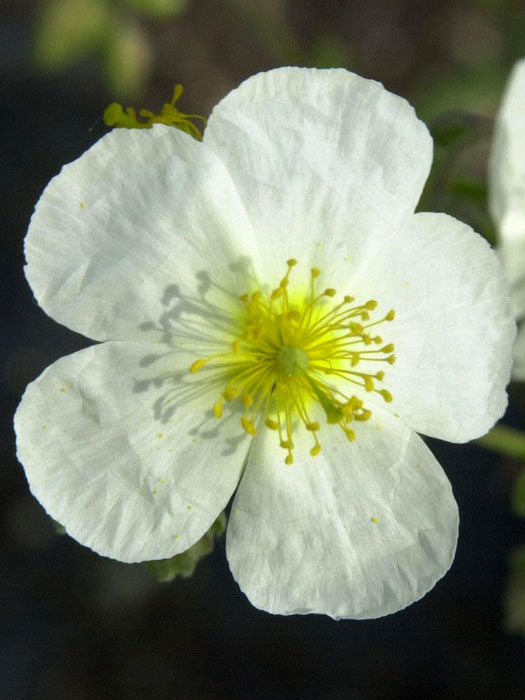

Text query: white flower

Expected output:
[489,59,525,381]
[15,68,515,619]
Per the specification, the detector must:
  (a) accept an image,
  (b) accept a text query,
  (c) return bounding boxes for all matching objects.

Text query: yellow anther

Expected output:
[189,259,395,461]
[371,516,379,524]
[241,416,257,436]
[385,310,395,321]
[344,396,363,414]
[190,359,207,373]
[364,376,375,392]
[355,409,372,422]
[222,385,238,401]
[241,393,254,409]
[342,404,354,418]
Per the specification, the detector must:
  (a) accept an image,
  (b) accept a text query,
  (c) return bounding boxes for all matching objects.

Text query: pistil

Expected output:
[189,261,396,464]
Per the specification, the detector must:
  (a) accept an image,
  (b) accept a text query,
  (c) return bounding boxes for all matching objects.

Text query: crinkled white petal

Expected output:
[489,59,525,228]
[346,212,515,443]
[497,217,525,320]
[25,125,260,342]
[513,323,525,381]
[489,60,525,319]
[226,408,458,620]
[15,341,249,563]
[204,67,433,290]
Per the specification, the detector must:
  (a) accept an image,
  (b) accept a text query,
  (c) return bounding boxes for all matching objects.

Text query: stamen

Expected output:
[190,359,208,373]
[187,260,395,463]
[103,85,206,139]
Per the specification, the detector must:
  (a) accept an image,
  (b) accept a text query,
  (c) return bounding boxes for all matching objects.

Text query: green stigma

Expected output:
[277,346,309,376]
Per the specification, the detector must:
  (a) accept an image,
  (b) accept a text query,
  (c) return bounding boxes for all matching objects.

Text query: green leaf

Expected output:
[447,178,487,204]
[307,33,350,69]
[504,546,525,636]
[509,545,525,574]
[413,65,507,124]
[431,117,475,150]
[124,0,189,18]
[34,0,111,72]
[103,21,153,99]
[144,512,227,582]
[512,469,525,517]
[476,425,525,460]
[51,518,66,535]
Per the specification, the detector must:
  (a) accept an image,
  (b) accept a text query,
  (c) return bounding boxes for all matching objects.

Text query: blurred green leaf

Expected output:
[224,0,302,64]
[103,21,153,99]
[512,469,525,517]
[124,0,189,19]
[447,178,487,204]
[51,518,66,535]
[509,545,525,573]
[145,512,227,582]
[476,425,525,460]
[307,33,349,69]
[34,0,111,72]
[504,546,525,635]
[430,114,480,150]
[414,65,507,124]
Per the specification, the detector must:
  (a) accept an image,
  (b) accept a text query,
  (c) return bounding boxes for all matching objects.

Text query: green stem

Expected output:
[476,425,525,460]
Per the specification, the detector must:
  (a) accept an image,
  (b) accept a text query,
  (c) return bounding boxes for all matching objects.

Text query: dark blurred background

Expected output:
[2,1,525,698]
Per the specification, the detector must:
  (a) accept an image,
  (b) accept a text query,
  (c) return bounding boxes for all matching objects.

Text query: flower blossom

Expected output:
[15,68,515,619]
[489,59,525,381]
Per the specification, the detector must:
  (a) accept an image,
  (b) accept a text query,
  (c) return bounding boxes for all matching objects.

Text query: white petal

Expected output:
[489,60,525,319]
[227,409,458,620]
[25,126,259,342]
[204,67,432,288]
[513,323,525,381]
[497,220,525,320]
[15,342,249,563]
[347,212,515,442]
[489,60,525,229]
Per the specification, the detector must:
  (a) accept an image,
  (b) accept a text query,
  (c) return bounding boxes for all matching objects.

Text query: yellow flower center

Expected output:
[190,259,396,464]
